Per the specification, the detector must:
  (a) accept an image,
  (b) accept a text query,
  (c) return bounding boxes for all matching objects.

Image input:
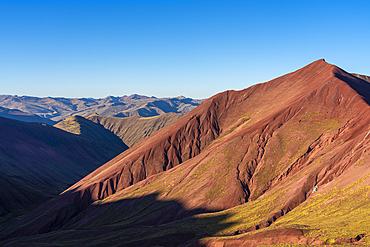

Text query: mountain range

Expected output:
[1,59,370,246]
[0,94,203,123]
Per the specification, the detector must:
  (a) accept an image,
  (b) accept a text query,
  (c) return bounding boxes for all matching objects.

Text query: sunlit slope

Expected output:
[54,115,129,153]
[86,112,184,147]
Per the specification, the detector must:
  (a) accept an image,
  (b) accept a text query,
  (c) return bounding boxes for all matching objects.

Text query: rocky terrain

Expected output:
[2,60,370,246]
[0,94,202,123]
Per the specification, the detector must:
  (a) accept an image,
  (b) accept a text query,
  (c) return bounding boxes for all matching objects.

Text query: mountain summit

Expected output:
[2,60,370,246]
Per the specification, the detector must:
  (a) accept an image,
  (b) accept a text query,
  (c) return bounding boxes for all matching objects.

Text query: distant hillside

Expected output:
[0,106,55,125]
[54,115,129,151]
[0,94,203,122]
[0,116,127,226]
[87,112,184,147]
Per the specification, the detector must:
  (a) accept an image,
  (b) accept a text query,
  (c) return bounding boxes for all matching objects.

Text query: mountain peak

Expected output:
[120,94,150,100]
[54,115,84,135]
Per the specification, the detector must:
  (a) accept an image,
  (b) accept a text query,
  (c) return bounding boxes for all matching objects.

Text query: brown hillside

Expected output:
[3,59,370,246]
[54,115,129,151]
[86,112,184,147]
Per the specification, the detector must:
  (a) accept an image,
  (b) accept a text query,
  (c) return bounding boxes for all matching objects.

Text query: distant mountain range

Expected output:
[0,94,203,123]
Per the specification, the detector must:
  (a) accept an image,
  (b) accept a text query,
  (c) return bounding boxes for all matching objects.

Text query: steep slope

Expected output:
[0,94,203,122]
[0,106,55,125]
[0,116,128,226]
[353,73,370,83]
[86,112,184,147]
[3,59,370,246]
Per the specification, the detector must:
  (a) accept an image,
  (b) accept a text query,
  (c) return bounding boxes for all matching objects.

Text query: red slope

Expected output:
[66,59,369,202]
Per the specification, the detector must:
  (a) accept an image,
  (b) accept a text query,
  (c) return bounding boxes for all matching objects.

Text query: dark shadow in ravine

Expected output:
[0,191,239,247]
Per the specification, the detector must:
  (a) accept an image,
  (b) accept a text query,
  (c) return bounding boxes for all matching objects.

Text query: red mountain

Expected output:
[2,59,370,246]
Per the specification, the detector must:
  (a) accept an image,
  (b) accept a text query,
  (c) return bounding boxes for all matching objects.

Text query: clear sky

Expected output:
[1,0,369,99]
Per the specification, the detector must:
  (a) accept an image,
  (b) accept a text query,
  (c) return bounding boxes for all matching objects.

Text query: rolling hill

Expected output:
[0,116,128,227]
[86,112,185,147]
[2,59,370,246]
[0,106,55,125]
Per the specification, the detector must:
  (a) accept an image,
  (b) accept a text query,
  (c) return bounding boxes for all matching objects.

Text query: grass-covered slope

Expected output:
[54,115,129,152]
[2,59,370,246]
[86,112,184,147]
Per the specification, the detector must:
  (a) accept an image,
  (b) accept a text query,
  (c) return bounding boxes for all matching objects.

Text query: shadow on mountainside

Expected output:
[0,191,238,247]
[334,69,370,105]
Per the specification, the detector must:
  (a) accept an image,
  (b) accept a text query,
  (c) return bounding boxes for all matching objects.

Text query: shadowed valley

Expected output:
[0,116,128,227]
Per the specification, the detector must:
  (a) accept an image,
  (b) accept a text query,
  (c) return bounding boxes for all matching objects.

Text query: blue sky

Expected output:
[1,1,369,99]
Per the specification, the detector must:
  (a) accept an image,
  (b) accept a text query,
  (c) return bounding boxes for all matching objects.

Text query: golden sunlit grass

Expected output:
[270,172,370,245]
[139,115,159,120]
[54,116,81,135]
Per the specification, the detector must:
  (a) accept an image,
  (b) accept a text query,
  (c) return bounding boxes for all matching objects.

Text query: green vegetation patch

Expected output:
[272,172,370,244]
[253,112,342,199]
